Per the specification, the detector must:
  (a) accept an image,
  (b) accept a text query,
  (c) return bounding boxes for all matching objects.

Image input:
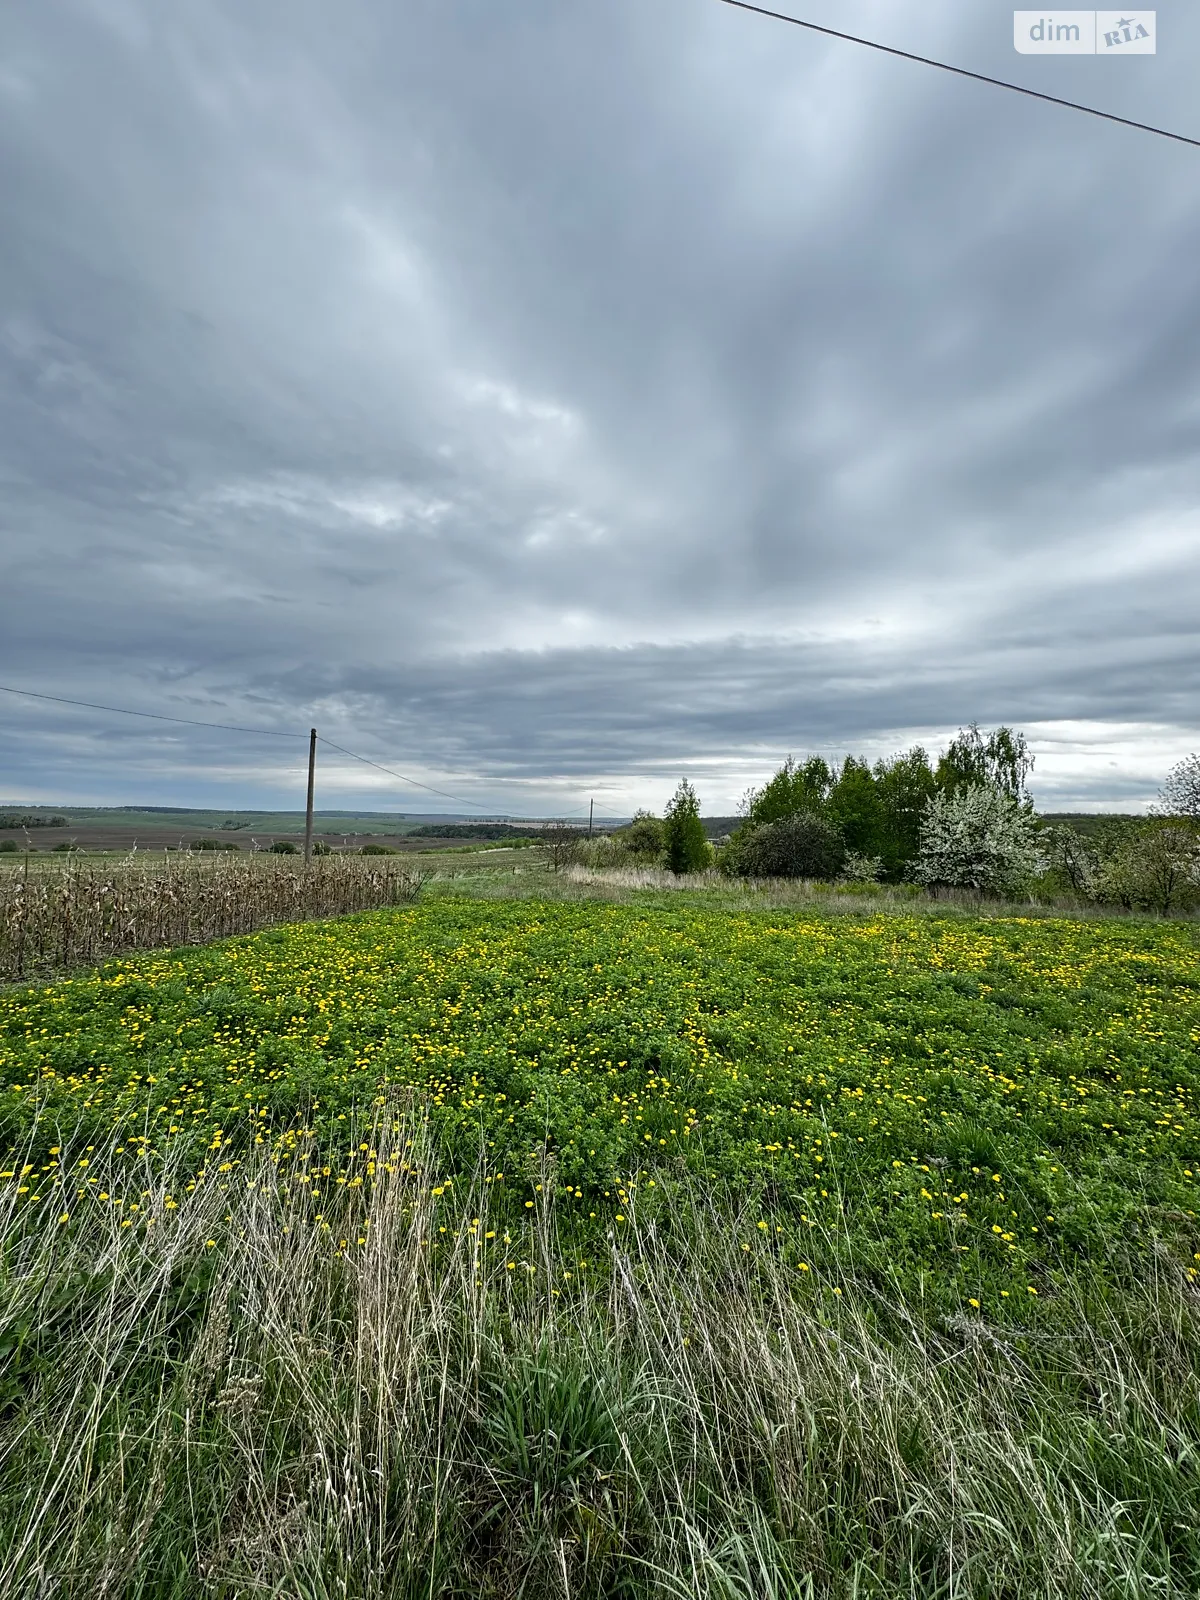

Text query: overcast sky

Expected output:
[1,0,1197,817]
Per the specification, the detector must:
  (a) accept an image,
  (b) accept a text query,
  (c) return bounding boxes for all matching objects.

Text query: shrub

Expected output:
[911,786,1045,897]
[312,840,332,857]
[575,834,629,870]
[270,840,299,855]
[360,843,394,856]
[663,780,712,875]
[840,851,883,883]
[0,840,17,853]
[51,842,80,853]
[726,812,846,880]
[617,811,665,863]
[192,838,241,852]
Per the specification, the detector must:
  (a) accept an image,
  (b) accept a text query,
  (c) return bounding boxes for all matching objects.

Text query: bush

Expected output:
[312,840,332,857]
[360,843,394,856]
[0,840,18,853]
[270,840,299,855]
[192,838,241,852]
[616,811,665,863]
[51,842,80,853]
[911,786,1044,897]
[840,851,883,883]
[575,834,629,870]
[725,812,846,880]
[663,781,712,875]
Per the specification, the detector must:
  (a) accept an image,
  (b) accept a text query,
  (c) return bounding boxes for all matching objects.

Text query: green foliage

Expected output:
[49,842,80,853]
[735,749,937,883]
[617,811,665,863]
[935,724,1034,804]
[873,746,937,876]
[724,811,845,880]
[2,900,1197,1321]
[743,756,832,828]
[270,840,299,854]
[0,814,67,828]
[662,780,711,874]
[192,837,241,851]
[0,841,16,854]
[827,756,886,858]
[311,839,332,857]
[359,842,394,855]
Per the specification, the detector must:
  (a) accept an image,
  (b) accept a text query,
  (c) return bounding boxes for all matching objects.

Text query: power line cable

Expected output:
[719,1,1200,150]
[0,681,589,819]
[317,736,590,820]
[0,682,303,738]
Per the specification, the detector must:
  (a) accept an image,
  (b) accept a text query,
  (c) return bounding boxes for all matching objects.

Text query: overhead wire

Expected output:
[0,681,588,819]
[316,735,590,819]
[0,682,302,738]
[719,1,1200,150]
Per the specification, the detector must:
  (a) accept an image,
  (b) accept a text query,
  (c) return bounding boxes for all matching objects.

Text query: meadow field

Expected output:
[1,888,1198,1597]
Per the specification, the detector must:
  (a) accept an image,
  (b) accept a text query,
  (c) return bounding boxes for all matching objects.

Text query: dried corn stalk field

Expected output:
[0,852,423,981]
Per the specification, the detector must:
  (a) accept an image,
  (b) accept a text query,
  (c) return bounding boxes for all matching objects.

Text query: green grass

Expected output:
[1,894,1198,1595]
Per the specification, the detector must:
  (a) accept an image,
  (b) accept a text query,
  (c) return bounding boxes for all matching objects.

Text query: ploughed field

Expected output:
[4,899,1197,1317]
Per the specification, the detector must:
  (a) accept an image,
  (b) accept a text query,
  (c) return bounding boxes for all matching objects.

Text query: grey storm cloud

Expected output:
[1,0,1198,815]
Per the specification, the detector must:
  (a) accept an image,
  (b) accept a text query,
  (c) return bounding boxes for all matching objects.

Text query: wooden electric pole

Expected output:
[588,798,594,837]
[304,728,317,866]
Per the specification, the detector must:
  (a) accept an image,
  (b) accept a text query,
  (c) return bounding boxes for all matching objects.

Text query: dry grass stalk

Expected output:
[0,853,422,981]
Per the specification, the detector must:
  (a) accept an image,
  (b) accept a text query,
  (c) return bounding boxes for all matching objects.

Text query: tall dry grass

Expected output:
[1,1113,1197,1598]
[0,852,423,982]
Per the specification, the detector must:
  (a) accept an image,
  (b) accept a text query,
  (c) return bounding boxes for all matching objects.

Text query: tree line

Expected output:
[582,734,1200,915]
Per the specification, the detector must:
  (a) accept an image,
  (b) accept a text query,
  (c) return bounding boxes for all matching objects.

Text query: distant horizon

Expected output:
[0,800,1148,820]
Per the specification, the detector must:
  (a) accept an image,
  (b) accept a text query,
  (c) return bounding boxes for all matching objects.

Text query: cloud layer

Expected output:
[2,0,1198,813]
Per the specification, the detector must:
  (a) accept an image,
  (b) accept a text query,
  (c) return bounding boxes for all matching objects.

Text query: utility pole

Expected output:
[588,798,594,837]
[304,728,317,866]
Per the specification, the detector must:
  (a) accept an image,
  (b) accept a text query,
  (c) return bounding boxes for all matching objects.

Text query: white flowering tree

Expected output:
[911,784,1046,897]
[1154,753,1200,822]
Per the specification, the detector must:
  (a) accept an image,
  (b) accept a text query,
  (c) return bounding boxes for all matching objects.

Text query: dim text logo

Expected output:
[1013,11,1156,53]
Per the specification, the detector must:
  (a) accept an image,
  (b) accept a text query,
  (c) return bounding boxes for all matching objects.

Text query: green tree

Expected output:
[936,724,1034,805]
[827,757,885,860]
[663,781,711,875]
[873,746,937,879]
[742,756,833,829]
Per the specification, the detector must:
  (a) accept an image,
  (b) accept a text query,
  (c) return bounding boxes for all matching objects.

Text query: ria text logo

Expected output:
[1014,12,1156,53]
